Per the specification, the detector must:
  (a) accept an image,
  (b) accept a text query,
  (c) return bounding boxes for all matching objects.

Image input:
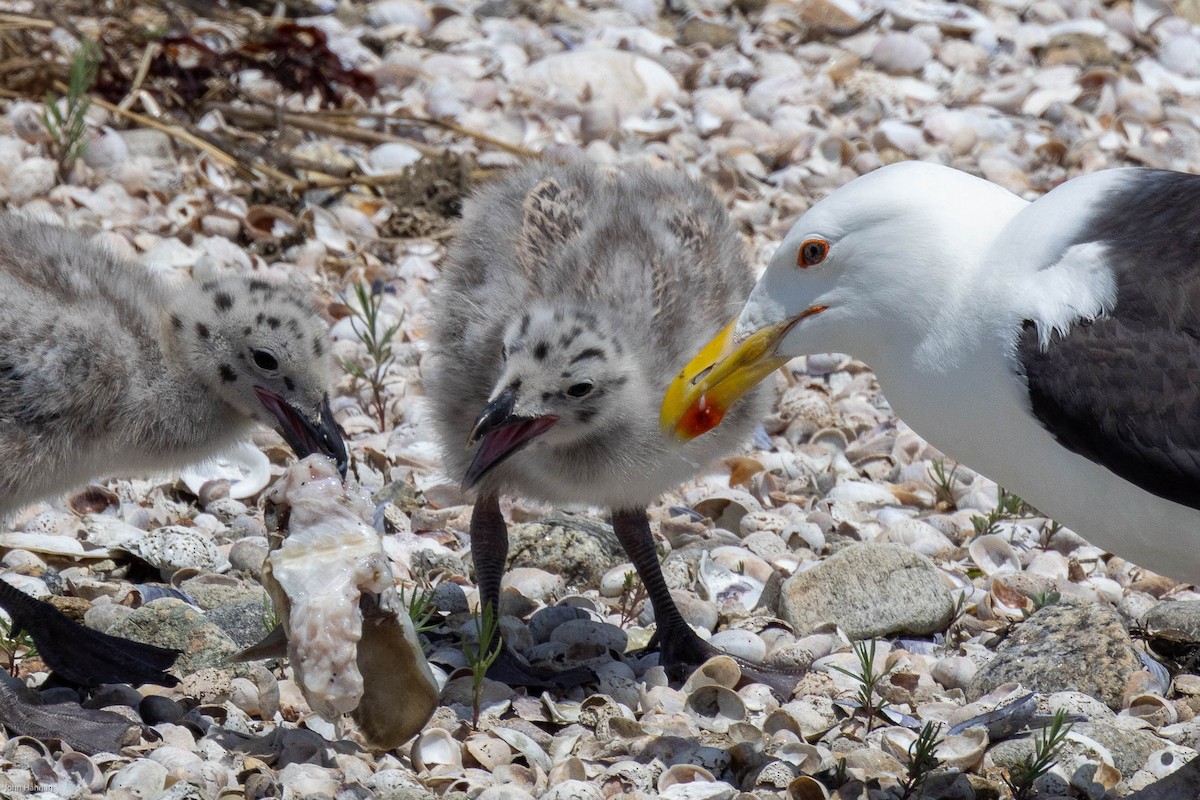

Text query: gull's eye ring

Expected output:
[798,239,830,268]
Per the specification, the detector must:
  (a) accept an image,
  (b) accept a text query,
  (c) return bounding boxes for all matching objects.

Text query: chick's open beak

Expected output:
[463,386,558,490]
[255,388,349,478]
[661,308,826,442]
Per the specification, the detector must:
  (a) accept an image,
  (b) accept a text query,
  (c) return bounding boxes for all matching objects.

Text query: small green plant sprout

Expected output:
[970,487,1032,539]
[928,457,960,508]
[400,584,440,635]
[897,722,943,800]
[828,638,894,733]
[461,601,503,729]
[1029,590,1061,613]
[341,280,402,432]
[260,593,280,633]
[0,616,39,677]
[44,38,100,180]
[822,756,849,790]
[616,571,647,628]
[1003,709,1073,800]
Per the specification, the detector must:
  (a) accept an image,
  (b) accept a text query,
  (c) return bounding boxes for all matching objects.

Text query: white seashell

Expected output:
[243,205,300,241]
[541,780,603,800]
[1123,693,1177,727]
[108,759,168,795]
[787,775,831,800]
[695,489,762,532]
[884,0,991,32]
[464,734,513,770]
[0,533,112,560]
[931,656,977,691]
[0,573,49,599]
[311,206,353,254]
[599,563,638,598]
[870,32,933,74]
[685,684,747,732]
[412,728,462,772]
[140,238,202,271]
[490,727,552,773]
[83,127,130,170]
[366,142,423,174]
[520,50,681,117]
[7,102,47,143]
[682,655,743,692]
[934,727,987,770]
[180,442,271,500]
[968,534,1020,576]
[657,763,715,792]
[697,551,764,611]
[367,0,434,32]
[880,518,955,557]
[7,158,57,204]
[129,526,227,573]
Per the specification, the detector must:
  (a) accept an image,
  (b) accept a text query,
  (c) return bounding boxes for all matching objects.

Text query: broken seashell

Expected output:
[180,442,271,501]
[968,534,1020,576]
[787,775,831,800]
[243,206,300,242]
[682,655,743,692]
[685,685,747,733]
[412,728,462,772]
[657,763,716,792]
[256,456,438,748]
[933,727,987,770]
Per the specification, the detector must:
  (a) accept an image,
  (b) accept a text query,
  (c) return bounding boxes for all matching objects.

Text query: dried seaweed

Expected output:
[93,23,375,110]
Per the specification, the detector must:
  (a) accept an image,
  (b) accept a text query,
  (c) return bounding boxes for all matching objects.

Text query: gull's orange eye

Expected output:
[798,239,829,268]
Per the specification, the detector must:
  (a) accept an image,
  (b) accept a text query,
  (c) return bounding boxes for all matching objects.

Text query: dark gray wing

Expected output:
[1016,169,1200,510]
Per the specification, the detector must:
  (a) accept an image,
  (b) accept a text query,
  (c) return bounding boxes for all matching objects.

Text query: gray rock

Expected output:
[206,600,274,648]
[177,578,266,611]
[968,600,1140,709]
[107,598,240,674]
[508,514,624,589]
[988,719,1162,780]
[870,32,934,75]
[778,543,955,638]
[1143,600,1200,640]
[529,605,591,643]
[228,537,269,577]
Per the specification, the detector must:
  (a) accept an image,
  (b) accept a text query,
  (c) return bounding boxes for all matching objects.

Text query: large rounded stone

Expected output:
[779,543,955,638]
[968,600,1140,709]
[507,514,624,589]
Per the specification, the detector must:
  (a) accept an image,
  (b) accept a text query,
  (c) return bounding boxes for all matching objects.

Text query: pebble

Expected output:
[139,695,185,726]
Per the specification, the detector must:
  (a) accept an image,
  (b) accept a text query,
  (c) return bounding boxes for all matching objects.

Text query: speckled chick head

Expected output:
[170,276,347,473]
[490,304,646,447]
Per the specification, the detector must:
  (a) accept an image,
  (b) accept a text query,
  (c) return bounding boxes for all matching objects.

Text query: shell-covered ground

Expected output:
[0,0,1199,798]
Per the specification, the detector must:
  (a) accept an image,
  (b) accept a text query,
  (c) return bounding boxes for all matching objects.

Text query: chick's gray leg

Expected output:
[469,494,591,689]
[610,507,800,699]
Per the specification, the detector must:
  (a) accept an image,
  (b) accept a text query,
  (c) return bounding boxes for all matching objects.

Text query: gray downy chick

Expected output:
[428,162,793,693]
[0,214,347,518]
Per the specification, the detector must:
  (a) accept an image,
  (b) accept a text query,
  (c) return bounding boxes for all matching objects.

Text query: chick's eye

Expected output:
[567,382,593,398]
[251,349,279,371]
[798,239,830,268]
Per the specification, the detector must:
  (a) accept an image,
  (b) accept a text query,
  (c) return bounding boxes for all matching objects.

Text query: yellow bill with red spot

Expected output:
[661,318,791,442]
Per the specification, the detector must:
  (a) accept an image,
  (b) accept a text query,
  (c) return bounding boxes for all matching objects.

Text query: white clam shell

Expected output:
[412,728,462,772]
[657,763,716,792]
[933,727,988,770]
[180,442,271,500]
[968,533,1020,576]
[685,685,747,732]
